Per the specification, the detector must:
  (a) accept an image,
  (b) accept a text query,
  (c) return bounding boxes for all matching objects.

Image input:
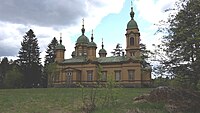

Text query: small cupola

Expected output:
[99,38,107,57]
[55,33,65,62]
[127,5,138,30]
[55,33,65,50]
[88,30,97,47]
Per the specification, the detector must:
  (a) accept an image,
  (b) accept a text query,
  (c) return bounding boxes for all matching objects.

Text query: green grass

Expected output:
[0,88,169,113]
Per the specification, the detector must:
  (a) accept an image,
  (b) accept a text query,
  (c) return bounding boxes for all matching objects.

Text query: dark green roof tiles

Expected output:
[96,56,127,63]
[60,56,140,64]
[76,35,90,44]
[127,19,138,29]
[88,41,97,47]
[55,44,65,50]
[99,48,107,53]
[62,57,87,64]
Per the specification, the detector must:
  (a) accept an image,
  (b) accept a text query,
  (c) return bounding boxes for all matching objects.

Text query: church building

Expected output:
[49,5,151,87]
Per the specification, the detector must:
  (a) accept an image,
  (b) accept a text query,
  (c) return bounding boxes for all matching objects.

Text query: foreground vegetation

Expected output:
[0,88,172,113]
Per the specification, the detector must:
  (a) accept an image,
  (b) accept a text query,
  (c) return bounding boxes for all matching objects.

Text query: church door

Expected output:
[66,71,72,87]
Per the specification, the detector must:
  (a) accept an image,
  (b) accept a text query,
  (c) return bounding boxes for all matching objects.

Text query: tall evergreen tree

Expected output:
[0,57,9,88]
[18,29,42,88]
[158,0,200,89]
[140,43,153,68]
[42,37,58,87]
[44,37,58,66]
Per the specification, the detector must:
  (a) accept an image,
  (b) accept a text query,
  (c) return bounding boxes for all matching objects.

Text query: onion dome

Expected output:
[99,39,107,54]
[56,44,65,50]
[56,34,65,50]
[88,42,97,47]
[88,30,97,47]
[99,48,107,53]
[76,19,89,44]
[127,7,138,30]
[77,35,89,44]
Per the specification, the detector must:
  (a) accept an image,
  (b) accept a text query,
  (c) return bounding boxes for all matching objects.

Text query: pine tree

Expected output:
[111,43,123,56]
[44,37,58,66]
[159,0,200,89]
[18,29,42,88]
[42,37,58,87]
[0,57,9,88]
[140,43,153,68]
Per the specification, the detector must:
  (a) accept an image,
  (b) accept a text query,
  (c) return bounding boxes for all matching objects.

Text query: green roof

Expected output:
[77,35,89,44]
[62,57,87,64]
[99,48,107,53]
[61,56,140,64]
[96,56,127,63]
[88,42,97,47]
[55,44,65,50]
[127,19,138,29]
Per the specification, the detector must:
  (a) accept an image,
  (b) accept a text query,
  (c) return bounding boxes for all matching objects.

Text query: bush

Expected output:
[4,66,23,88]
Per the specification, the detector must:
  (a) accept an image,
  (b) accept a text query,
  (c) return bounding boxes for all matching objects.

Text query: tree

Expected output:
[111,43,123,56]
[45,63,58,87]
[42,37,58,87]
[158,0,200,89]
[4,65,23,88]
[18,29,42,88]
[0,57,9,88]
[44,37,58,66]
[140,43,153,68]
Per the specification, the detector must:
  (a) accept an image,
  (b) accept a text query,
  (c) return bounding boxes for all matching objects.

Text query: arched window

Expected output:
[131,52,135,56]
[130,37,134,45]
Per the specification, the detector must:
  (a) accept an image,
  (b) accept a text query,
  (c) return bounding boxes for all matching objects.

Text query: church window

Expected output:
[54,75,59,82]
[130,52,135,56]
[87,70,93,81]
[83,51,87,55]
[76,71,81,82]
[128,70,135,81]
[101,71,107,81]
[115,70,121,81]
[130,37,134,45]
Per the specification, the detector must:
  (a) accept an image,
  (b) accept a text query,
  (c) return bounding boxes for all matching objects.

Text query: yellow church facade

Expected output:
[49,6,151,87]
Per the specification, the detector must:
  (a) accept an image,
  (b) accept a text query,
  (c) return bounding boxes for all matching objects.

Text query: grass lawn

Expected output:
[0,88,169,113]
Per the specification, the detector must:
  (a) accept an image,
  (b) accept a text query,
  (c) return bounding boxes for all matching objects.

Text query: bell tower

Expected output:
[125,4,140,58]
[55,33,65,62]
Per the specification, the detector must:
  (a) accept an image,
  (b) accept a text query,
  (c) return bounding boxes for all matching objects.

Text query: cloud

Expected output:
[0,0,124,27]
[0,44,18,56]
[0,0,125,62]
[135,0,177,24]
[0,0,88,27]
[133,0,179,52]
[0,22,26,56]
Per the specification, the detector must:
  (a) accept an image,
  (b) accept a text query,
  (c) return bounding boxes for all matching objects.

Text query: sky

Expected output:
[0,0,178,63]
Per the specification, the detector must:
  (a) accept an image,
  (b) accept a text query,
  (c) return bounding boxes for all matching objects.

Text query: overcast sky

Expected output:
[0,0,178,63]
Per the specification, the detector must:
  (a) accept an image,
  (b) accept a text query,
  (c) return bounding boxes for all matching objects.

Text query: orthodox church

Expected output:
[49,5,151,87]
